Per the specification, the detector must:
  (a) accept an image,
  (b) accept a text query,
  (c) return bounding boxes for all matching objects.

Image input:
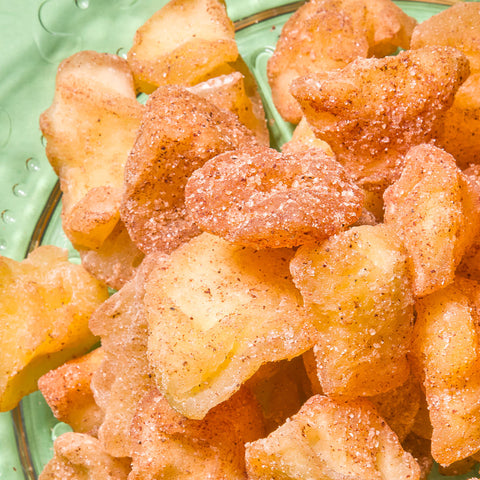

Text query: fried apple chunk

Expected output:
[129,387,264,480]
[245,395,421,480]
[89,261,156,458]
[267,0,416,124]
[188,72,269,146]
[384,144,480,297]
[410,3,480,168]
[0,246,108,412]
[78,221,144,291]
[411,2,480,73]
[291,46,470,191]
[303,350,421,442]
[439,74,480,169]
[39,51,143,250]
[38,348,104,436]
[127,0,238,94]
[39,432,130,480]
[411,277,480,466]
[290,224,414,397]
[145,233,316,419]
[281,117,333,155]
[185,146,364,249]
[120,85,257,255]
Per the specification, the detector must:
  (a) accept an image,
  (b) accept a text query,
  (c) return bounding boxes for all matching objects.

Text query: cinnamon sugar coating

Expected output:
[185,146,364,249]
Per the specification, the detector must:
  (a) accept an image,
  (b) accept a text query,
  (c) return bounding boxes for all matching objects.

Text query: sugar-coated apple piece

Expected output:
[267,0,417,124]
[89,260,156,458]
[303,350,421,442]
[78,221,144,291]
[38,347,104,436]
[245,395,421,480]
[384,144,480,297]
[291,46,470,191]
[38,432,131,480]
[129,387,265,480]
[145,233,316,419]
[458,164,480,282]
[438,74,480,170]
[120,85,257,255]
[185,146,364,249]
[410,3,480,169]
[290,224,414,397]
[188,72,269,146]
[368,378,422,443]
[281,117,333,155]
[0,246,108,412]
[410,2,480,74]
[411,277,480,466]
[127,0,238,94]
[39,51,143,250]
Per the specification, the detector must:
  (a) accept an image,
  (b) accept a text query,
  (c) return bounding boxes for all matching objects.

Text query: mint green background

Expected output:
[0,0,479,479]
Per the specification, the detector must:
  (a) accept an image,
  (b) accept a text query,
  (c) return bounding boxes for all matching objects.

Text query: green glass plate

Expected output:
[0,0,478,478]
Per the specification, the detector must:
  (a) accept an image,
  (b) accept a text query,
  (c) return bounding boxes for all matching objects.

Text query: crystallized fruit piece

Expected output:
[38,348,104,436]
[188,71,269,146]
[127,0,238,93]
[40,51,143,250]
[410,3,480,169]
[78,221,144,291]
[145,233,316,419]
[245,395,421,480]
[411,277,480,466]
[185,146,364,249]
[0,246,108,412]
[410,2,480,73]
[120,85,257,255]
[291,46,469,191]
[89,260,156,458]
[290,224,414,397]
[438,74,480,169]
[303,350,421,442]
[129,387,265,480]
[384,144,480,297]
[281,117,333,155]
[267,0,416,124]
[38,432,131,480]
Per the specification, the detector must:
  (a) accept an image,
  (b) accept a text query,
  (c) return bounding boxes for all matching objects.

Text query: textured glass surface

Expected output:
[0,0,479,478]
